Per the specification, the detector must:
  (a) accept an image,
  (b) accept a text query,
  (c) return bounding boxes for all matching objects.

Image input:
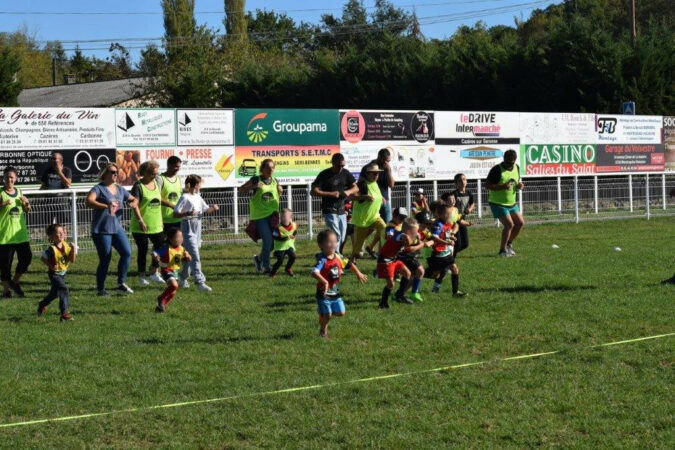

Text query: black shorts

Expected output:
[345,223,354,237]
[399,256,422,273]
[426,254,454,274]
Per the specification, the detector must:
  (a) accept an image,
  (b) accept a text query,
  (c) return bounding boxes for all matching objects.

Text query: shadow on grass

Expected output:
[137,332,297,345]
[476,284,597,293]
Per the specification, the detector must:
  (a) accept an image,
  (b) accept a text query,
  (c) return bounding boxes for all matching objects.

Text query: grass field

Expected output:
[0,218,673,448]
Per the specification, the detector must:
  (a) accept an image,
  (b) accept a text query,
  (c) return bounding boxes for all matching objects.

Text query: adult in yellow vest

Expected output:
[485,149,525,257]
[130,161,166,286]
[0,167,32,298]
[238,159,283,274]
[157,156,183,236]
[350,163,386,263]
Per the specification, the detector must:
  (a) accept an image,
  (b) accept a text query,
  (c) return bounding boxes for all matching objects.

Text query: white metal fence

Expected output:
[19,173,675,253]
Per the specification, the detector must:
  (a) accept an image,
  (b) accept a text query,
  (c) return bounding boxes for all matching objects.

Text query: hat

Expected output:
[414,211,432,224]
[365,163,383,173]
[393,207,408,218]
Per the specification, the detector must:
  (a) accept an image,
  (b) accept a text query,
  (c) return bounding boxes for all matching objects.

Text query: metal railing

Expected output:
[17,173,675,253]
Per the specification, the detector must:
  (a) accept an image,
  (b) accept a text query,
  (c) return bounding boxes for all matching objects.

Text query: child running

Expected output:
[377,218,416,308]
[153,228,191,313]
[172,175,219,292]
[397,215,434,302]
[427,201,466,297]
[312,229,368,338]
[37,223,76,322]
[270,208,297,278]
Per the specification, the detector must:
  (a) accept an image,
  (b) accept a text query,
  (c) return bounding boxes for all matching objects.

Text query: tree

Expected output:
[0,43,21,105]
[224,0,247,43]
[162,0,196,63]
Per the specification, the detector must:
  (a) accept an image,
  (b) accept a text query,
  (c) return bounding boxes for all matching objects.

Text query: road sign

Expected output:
[622,101,635,115]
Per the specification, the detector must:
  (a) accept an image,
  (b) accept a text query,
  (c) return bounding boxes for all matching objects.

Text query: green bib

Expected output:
[273,222,297,251]
[160,175,182,224]
[130,181,163,234]
[0,188,29,244]
[250,178,280,221]
[351,181,383,228]
[488,164,520,207]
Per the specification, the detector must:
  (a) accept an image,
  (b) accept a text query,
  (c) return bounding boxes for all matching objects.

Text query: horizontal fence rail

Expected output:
[17,173,675,253]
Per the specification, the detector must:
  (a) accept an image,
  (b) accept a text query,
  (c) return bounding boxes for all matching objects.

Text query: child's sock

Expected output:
[381,286,392,304]
[395,277,409,297]
[451,273,459,294]
[160,285,177,305]
[411,277,422,294]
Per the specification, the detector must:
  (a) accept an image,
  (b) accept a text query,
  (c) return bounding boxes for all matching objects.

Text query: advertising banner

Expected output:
[176,109,234,146]
[115,109,176,147]
[0,149,116,185]
[431,111,518,179]
[519,113,596,144]
[0,108,115,150]
[520,144,597,176]
[235,109,339,183]
[594,114,662,144]
[595,144,665,173]
[662,116,675,172]
[339,110,434,180]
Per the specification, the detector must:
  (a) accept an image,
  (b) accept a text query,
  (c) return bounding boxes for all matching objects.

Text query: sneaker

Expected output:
[498,250,512,258]
[432,284,440,293]
[60,313,74,322]
[2,291,11,299]
[116,283,134,294]
[148,272,165,284]
[365,247,378,259]
[319,328,328,338]
[261,268,271,276]
[285,268,296,277]
[9,281,24,298]
[452,291,468,298]
[378,300,390,309]
[139,276,150,286]
[97,289,110,297]
[197,283,212,292]
[253,255,263,273]
[410,292,423,302]
[37,304,47,316]
[155,297,165,313]
[178,278,190,289]
[394,294,414,305]
[506,244,516,256]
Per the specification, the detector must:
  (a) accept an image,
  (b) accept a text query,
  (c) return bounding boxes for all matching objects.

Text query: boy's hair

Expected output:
[166,227,181,241]
[440,192,455,203]
[401,217,419,232]
[429,200,443,216]
[454,173,466,182]
[317,229,337,246]
[434,201,451,216]
[167,156,182,166]
[185,174,202,189]
[46,223,63,237]
[280,207,292,215]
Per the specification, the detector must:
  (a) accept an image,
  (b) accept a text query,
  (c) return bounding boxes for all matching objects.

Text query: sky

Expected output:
[0,0,561,62]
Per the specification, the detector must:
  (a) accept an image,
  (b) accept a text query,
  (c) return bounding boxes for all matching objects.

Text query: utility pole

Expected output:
[52,58,56,86]
[630,0,636,47]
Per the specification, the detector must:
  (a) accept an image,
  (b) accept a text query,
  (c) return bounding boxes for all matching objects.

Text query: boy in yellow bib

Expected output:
[270,208,298,278]
[38,224,77,322]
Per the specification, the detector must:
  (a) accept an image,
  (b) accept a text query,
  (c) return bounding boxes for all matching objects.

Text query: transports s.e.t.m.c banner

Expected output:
[234,109,339,183]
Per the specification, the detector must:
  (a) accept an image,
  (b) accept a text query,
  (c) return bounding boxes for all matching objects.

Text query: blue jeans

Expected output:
[92,229,132,291]
[380,200,392,223]
[324,213,348,245]
[256,217,274,271]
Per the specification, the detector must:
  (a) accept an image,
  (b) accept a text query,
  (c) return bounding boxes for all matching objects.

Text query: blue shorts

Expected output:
[490,203,520,219]
[317,297,345,315]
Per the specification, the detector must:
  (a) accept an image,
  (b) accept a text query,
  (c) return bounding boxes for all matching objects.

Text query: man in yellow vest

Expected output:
[485,149,525,257]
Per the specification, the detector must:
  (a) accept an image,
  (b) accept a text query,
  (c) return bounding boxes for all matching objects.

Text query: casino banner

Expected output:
[339,110,434,181]
[235,109,339,183]
[665,116,675,172]
[431,111,518,179]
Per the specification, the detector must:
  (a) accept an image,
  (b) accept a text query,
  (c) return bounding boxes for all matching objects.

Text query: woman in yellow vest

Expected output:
[485,149,525,257]
[0,167,32,298]
[238,159,283,274]
[158,156,183,236]
[130,161,166,286]
[350,163,386,263]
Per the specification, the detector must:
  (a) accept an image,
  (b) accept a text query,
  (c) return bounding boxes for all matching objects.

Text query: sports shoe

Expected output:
[498,250,512,258]
[319,328,328,338]
[269,271,277,279]
[452,291,468,298]
[365,247,378,259]
[139,276,150,286]
[253,255,263,273]
[285,268,296,277]
[410,292,423,302]
[394,294,414,305]
[60,313,74,322]
[37,304,47,316]
[148,272,165,284]
[432,284,440,293]
[378,300,390,309]
[116,283,134,294]
[506,244,516,256]
[97,289,110,297]
[178,278,190,289]
[155,304,165,314]
[197,283,212,292]
[9,281,24,298]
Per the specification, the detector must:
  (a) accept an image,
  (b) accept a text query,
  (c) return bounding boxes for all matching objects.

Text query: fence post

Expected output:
[557,176,562,214]
[287,184,293,210]
[476,178,482,219]
[628,174,633,213]
[307,183,313,239]
[233,187,239,235]
[406,180,411,213]
[70,190,78,248]
[645,174,650,220]
[594,175,598,214]
[433,180,438,200]
[518,188,523,214]
[663,173,667,210]
[574,176,579,223]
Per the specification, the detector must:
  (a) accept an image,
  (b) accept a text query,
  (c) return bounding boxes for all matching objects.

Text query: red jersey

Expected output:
[431,220,454,257]
[313,252,350,298]
[378,231,406,263]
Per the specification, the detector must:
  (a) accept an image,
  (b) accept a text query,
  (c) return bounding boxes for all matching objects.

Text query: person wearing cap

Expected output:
[411,188,429,215]
[350,163,386,262]
[359,148,395,223]
[311,153,358,247]
[486,149,524,257]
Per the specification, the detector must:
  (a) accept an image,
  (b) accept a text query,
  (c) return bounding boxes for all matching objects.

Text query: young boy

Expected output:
[365,206,408,259]
[312,229,368,338]
[397,215,434,302]
[38,223,76,322]
[427,202,466,297]
[376,218,415,308]
[153,228,191,313]
[270,208,297,278]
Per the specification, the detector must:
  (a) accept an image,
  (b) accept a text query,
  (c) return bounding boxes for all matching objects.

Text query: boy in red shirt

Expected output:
[376,218,417,309]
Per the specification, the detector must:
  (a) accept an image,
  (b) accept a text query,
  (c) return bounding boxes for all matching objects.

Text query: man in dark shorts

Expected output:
[451,173,475,254]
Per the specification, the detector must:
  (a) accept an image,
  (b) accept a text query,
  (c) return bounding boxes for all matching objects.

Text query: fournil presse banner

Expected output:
[432,111,519,179]
[339,110,434,181]
[235,109,339,183]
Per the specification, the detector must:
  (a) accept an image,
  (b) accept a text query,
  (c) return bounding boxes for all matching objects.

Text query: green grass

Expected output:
[0,218,673,448]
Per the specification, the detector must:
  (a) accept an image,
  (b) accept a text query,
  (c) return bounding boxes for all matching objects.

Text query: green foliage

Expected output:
[0,42,21,106]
